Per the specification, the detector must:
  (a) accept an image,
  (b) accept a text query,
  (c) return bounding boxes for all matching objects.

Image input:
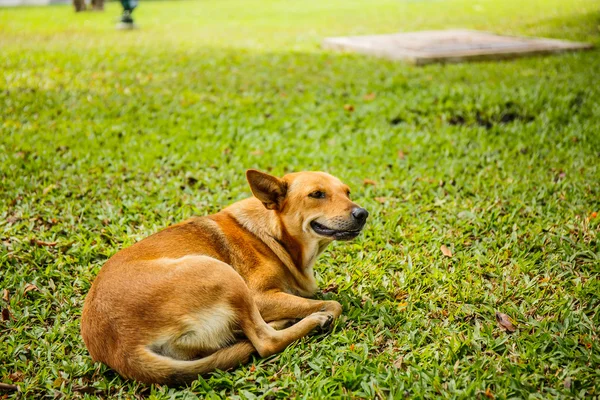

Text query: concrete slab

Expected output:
[322,30,593,65]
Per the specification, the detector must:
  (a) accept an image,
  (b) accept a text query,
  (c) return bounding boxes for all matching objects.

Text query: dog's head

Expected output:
[246,169,368,242]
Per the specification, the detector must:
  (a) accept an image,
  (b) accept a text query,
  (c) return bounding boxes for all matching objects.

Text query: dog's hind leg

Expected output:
[130,256,332,383]
[229,289,335,358]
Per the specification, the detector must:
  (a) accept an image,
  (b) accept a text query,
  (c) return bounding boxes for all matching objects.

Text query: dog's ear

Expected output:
[246,169,287,210]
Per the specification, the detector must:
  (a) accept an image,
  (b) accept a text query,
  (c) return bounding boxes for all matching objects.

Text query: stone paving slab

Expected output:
[322,30,593,65]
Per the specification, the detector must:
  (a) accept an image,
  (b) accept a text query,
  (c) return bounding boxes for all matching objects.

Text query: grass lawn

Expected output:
[1,0,599,397]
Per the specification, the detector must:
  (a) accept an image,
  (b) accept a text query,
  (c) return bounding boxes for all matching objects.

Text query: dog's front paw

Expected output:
[320,300,343,318]
[312,311,335,332]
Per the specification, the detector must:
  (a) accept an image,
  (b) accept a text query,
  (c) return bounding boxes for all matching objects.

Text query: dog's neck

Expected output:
[224,197,329,296]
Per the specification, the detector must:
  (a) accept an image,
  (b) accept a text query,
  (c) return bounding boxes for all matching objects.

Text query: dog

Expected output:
[81,170,368,385]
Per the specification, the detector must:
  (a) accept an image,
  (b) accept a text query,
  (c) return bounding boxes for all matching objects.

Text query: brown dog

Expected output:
[81,170,368,385]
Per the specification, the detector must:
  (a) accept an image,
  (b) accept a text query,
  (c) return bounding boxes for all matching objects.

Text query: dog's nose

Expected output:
[351,207,369,222]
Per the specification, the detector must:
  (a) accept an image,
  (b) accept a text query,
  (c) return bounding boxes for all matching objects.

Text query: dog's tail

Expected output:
[128,341,256,385]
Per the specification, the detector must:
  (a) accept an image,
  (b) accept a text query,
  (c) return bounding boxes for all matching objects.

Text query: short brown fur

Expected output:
[81,170,368,385]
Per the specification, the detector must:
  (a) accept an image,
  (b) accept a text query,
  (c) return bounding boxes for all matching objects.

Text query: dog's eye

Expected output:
[309,191,326,199]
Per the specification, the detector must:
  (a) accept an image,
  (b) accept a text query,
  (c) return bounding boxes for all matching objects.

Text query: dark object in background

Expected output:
[117,0,138,30]
[91,0,104,11]
[73,0,104,12]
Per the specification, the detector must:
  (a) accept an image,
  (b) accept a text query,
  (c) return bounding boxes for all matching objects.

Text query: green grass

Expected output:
[1,0,599,398]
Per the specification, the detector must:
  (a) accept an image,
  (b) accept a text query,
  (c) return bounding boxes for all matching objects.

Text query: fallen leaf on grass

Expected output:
[374,197,387,204]
[394,290,407,301]
[31,239,58,247]
[440,245,453,257]
[250,149,264,156]
[393,356,403,369]
[495,312,516,333]
[397,150,406,160]
[363,93,376,101]
[2,289,8,302]
[322,283,338,294]
[484,388,494,399]
[1,308,9,321]
[363,179,377,186]
[24,284,39,294]
[343,104,354,112]
[590,211,598,219]
[7,372,23,383]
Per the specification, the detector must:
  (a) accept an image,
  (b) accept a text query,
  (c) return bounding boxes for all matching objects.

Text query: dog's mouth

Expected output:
[310,221,363,241]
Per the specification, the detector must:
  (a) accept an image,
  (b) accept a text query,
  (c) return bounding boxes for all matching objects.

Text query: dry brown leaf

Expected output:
[7,372,24,383]
[393,356,403,369]
[2,289,8,302]
[343,104,355,112]
[363,93,376,101]
[1,308,10,321]
[322,283,338,294]
[24,283,39,294]
[484,388,495,399]
[374,197,387,204]
[397,150,406,160]
[394,290,407,301]
[495,312,516,333]
[250,149,264,156]
[363,179,377,186]
[31,239,58,247]
[440,245,453,257]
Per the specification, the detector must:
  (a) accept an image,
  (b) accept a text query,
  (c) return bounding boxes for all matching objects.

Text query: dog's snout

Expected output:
[351,207,369,222]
